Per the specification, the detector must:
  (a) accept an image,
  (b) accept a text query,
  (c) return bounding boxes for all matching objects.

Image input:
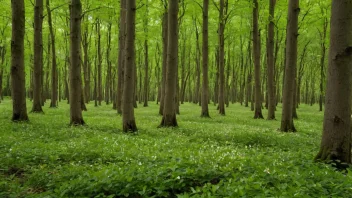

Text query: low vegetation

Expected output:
[1,99,351,197]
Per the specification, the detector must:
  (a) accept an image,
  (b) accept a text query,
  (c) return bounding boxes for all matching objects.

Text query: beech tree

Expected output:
[201,0,210,118]
[11,0,29,121]
[315,0,352,168]
[280,0,299,132]
[69,0,85,125]
[159,0,178,127]
[122,0,137,132]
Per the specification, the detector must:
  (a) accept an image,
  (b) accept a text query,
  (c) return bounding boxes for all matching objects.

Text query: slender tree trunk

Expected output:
[96,19,102,106]
[82,17,91,104]
[218,0,226,115]
[201,0,210,118]
[122,0,138,132]
[117,0,126,114]
[159,11,168,115]
[266,0,276,120]
[11,0,28,121]
[69,0,85,125]
[319,17,328,112]
[106,22,112,105]
[315,0,352,168]
[32,0,44,113]
[159,0,178,127]
[253,0,263,119]
[47,0,58,108]
[280,0,299,132]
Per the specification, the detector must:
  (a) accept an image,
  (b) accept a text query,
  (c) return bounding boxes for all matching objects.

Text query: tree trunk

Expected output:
[218,0,226,115]
[253,0,263,119]
[122,0,138,132]
[143,2,149,107]
[159,0,178,127]
[315,0,352,168]
[69,0,85,125]
[201,0,210,118]
[266,0,276,120]
[106,22,112,105]
[96,19,102,106]
[11,0,28,121]
[47,0,58,108]
[319,17,328,112]
[280,0,299,132]
[82,16,91,104]
[32,0,44,113]
[159,11,168,115]
[117,0,126,114]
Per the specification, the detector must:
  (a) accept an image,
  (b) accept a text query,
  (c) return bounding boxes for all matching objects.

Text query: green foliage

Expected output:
[1,99,351,197]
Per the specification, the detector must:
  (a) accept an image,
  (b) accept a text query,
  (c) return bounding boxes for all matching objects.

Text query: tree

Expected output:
[117,0,126,114]
[143,0,149,107]
[159,0,178,127]
[252,0,263,119]
[69,0,85,125]
[32,0,44,113]
[159,8,168,116]
[266,0,276,120]
[315,0,352,168]
[201,0,210,118]
[122,0,137,132]
[280,0,299,132]
[218,0,226,115]
[11,0,29,121]
[46,0,58,108]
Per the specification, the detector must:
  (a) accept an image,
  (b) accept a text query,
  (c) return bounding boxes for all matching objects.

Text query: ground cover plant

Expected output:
[1,99,352,197]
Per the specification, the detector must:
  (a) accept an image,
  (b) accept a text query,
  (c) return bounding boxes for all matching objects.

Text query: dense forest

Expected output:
[1,0,352,197]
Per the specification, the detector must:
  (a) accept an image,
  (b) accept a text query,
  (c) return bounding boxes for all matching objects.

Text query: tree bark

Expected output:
[117,0,126,114]
[315,0,352,168]
[32,0,44,113]
[280,0,299,132]
[159,0,178,127]
[201,0,210,118]
[69,0,85,125]
[46,0,58,108]
[11,0,28,121]
[122,0,137,132]
[253,0,263,119]
[266,0,276,120]
[218,0,226,115]
[96,19,102,106]
[159,11,168,115]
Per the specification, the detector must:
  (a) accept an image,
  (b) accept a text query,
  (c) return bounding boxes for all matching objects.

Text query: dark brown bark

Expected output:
[117,0,126,114]
[201,0,210,118]
[253,0,263,119]
[31,0,44,113]
[122,0,137,132]
[46,0,58,108]
[82,16,91,104]
[11,0,28,121]
[218,0,226,115]
[280,0,299,132]
[315,0,352,168]
[96,19,102,106]
[159,0,178,127]
[106,22,112,105]
[143,2,149,107]
[159,11,168,115]
[69,0,85,125]
[319,16,328,112]
[266,0,276,120]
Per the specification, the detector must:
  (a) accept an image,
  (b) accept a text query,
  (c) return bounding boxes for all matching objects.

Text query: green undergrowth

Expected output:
[1,98,352,197]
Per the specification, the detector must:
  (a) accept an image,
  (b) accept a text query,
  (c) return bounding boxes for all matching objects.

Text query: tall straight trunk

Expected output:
[32,0,44,113]
[218,0,226,115]
[315,0,352,168]
[266,0,276,120]
[106,22,112,105]
[160,0,178,127]
[143,40,149,107]
[280,0,299,132]
[11,0,28,121]
[96,19,102,106]
[253,0,263,119]
[201,0,210,118]
[47,0,58,108]
[194,19,201,105]
[117,0,126,114]
[122,0,138,132]
[69,0,85,125]
[159,12,168,115]
[319,17,328,112]
[82,17,91,104]
[292,68,298,119]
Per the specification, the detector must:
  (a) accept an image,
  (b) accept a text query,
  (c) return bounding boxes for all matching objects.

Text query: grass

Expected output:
[1,98,352,197]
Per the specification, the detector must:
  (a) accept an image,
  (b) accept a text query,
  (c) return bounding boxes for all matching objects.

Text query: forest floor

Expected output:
[1,98,352,197]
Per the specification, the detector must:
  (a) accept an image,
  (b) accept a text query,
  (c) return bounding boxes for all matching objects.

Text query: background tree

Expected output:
[201,0,210,118]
